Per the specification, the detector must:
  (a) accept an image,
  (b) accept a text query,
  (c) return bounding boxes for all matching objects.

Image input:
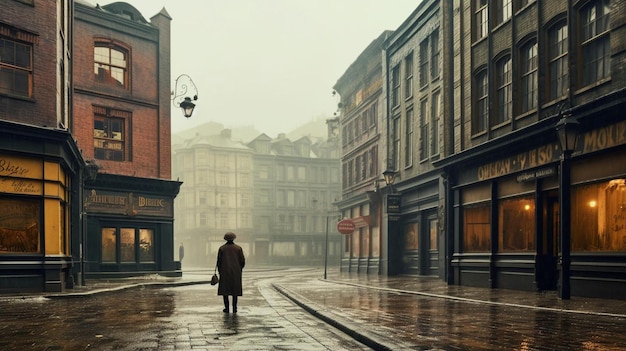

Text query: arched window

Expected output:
[474,70,488,134]
[496,56,512,124]
[94,41,128,88]
[547,22,568,101]
[520,40,538,113]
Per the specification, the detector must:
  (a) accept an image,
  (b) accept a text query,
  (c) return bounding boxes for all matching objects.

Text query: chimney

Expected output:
[221,129,232,139]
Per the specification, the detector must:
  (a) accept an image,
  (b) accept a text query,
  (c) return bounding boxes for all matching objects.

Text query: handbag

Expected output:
[211,266,219,285]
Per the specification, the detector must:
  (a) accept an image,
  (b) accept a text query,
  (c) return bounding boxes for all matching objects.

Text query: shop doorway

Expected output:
[537,191,559,290]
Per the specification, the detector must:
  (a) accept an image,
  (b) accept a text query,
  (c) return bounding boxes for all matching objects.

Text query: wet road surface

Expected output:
[0,269,369,350]
[1,267,625,350]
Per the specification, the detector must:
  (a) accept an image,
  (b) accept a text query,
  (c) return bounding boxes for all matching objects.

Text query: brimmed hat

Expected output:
[224,232,237,241]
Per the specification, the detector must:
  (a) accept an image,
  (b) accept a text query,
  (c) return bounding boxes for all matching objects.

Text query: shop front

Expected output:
[0,122,82,292]
[447,117,626,299]
[83,174,182,279]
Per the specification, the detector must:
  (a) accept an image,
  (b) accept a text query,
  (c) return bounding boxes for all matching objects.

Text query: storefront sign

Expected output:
[0,155,42,179]
[337,219,355,234]
[516,167,556,182]
[85,189,173,217]
[387,194,401,214]
[0,177,42,195]
[351,215,370,228]
[475,143,560,182]
[582,119,626,153]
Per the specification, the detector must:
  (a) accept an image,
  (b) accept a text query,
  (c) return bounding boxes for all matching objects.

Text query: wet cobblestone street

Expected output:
[1,268,625,350]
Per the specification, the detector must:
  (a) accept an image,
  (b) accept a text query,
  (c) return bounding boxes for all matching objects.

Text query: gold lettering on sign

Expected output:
[88,190,126,206]
[138,196,165,208]
[0,178,42,195]
[478,159,511,181]
[0,159,30,177]
[583,120,626,154]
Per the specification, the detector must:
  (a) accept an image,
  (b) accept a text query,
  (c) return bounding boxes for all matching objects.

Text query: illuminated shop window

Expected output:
[139,229,154,262]
[405,222,418,250]
[498,196,536,252]
[572,179,626,252]
[101,227,116,262]
[0,198,40,253]
[463,203,491,252]
[120,228,135,262]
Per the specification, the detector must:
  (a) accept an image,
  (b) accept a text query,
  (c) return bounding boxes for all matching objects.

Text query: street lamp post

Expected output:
[556,112,580,299]
[324,214,329,279]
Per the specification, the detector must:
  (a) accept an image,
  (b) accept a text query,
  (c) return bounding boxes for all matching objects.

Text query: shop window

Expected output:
[360,227,370,257]
[94,41,128,88]
[0,198,40,253]
[139,229,154,262]
[120,228,135,262]
[0,37,33,98]
[572,179,626,252]
[498,196,535,252]
[93,106,130,162]
[463,203,491,252]
[101,227,116,262]
[405,222,418,250]
[579,0,610,87]
[102,227,155,263]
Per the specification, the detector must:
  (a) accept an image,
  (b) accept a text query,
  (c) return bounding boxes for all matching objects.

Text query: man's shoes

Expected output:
[222,308,229,313]
[233,307,237,313]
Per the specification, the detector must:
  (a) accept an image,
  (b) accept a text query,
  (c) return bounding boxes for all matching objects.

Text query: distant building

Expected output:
[0,0,80,292]
[172,129,254,267]
[73,1,181,279]
[333,31,391,275]
[172,124,341,267]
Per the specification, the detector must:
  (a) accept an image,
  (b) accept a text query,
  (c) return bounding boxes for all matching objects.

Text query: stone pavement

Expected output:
[3,267,625,350]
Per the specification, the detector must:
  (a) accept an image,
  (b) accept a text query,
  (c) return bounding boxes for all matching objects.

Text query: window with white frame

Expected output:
[580,0,611,87]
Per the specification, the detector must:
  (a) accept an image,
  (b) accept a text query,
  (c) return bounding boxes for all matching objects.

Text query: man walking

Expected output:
[216,232,245,313]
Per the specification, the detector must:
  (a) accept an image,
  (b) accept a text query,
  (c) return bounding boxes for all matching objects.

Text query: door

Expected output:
[537,192,559,290]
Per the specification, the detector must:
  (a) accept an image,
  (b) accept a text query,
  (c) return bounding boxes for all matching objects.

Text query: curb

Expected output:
[43,280,211,299]
[273,283,414,351]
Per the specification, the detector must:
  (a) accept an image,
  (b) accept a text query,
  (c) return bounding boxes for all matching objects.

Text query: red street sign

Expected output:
[336,219,355,234]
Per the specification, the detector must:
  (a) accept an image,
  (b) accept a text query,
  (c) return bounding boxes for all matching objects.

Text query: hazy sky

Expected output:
[99,0,420,136]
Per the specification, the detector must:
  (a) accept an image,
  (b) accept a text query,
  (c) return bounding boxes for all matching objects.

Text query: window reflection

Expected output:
[572,179,626,252]
[120,228,135,262]
[405,222,418,250]
[463,203,491,252]
[498,196,535,252]
[139,229,154,262]
[101,227,116,262]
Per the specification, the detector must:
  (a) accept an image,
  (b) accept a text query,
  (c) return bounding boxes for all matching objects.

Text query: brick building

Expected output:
[0,0,82,292]
[73,1,181,279]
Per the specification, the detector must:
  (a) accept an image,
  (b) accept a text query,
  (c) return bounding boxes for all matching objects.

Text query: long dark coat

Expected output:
[216,241,245,296]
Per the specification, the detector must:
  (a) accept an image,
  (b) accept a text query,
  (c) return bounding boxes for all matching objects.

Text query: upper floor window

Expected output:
[430,91,440,157]
[0,37,32,97]
[392,116,401,169]
[496,56,512,124]
[474,70,489,134]
[497,0,512,25]
[404,53,413,99]
[419,39,429,87]
[520,40,538,113]
[580,0,610,87]
[94,41,128,88]
[419,98,429,161]
[430,30,440,80]
[548,23,568,101]
[93,106,130,161]
[515,0,534,12]
[475,0,489,41]
[405,108,414,167]
[391,65,400,107]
